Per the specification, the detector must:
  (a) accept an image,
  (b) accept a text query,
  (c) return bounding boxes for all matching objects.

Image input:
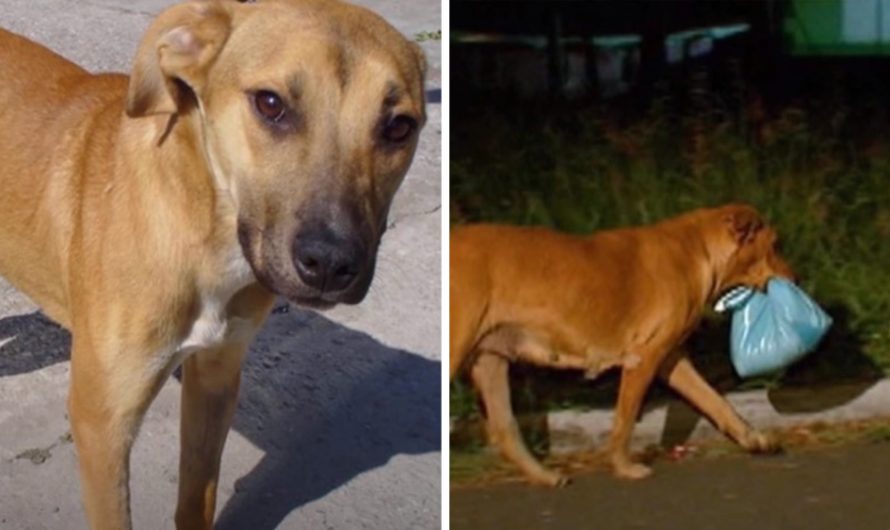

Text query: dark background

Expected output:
[450,0,890,424]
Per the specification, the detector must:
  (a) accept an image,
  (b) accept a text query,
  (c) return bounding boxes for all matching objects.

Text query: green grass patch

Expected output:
[415,30,441,42]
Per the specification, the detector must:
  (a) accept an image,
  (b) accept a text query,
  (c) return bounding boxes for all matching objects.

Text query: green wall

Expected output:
[786,0,890,55]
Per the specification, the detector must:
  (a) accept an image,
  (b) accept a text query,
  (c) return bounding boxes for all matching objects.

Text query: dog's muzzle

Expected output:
[292,221,370,302]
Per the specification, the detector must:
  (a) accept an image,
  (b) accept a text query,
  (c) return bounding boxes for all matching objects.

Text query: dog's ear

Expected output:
[409,42,428,79]
[127,1,232,117]
[723,204,764,245]
[409,42,428,110]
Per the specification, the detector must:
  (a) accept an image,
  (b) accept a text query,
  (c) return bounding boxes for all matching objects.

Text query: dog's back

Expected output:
[0,29,125,149]
[0,29,128,326]
[449,217,715,376]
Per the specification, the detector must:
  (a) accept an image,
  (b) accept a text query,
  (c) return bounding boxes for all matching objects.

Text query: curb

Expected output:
[548,378,890,454]
[451,379,890,455]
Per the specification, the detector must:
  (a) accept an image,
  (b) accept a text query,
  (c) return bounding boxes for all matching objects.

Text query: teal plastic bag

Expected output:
[714,278,833,378]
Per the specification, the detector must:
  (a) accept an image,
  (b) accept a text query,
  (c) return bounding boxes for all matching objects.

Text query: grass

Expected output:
[450,66,890,420]
[415,30,442,42]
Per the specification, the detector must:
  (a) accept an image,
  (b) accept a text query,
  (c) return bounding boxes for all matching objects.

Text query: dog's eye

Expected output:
[382,115,417,144]
[254,90,286,123]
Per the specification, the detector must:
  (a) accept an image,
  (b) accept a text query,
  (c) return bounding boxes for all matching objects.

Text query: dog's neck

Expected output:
[119,108,234,238]
[693,226,741,305]
[656,212,732,307]
[116,107,253,293]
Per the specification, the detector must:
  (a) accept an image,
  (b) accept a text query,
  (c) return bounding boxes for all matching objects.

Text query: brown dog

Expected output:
[450,204,794,486]
[0,1,425,528]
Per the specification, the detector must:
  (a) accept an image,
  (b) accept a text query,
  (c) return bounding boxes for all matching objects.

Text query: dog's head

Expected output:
[126,0,426,308]
[709,203,795,292]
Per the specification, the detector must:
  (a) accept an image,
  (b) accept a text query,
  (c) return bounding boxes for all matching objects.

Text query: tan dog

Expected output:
[0,0,425,528]
[450,204,794,486]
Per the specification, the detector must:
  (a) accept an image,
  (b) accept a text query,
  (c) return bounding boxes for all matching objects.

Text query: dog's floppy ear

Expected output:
[127,1,232,117]
[410,42,428,79]
[409,42,428,110]
[723,204,764,245]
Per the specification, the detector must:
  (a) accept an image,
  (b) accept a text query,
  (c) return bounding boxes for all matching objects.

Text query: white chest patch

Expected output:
[177,306,256,360]
[175,245,257,357]
[180,305,231,353]
[149,302,256,382]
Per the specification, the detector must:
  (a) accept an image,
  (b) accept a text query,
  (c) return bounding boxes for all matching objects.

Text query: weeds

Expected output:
[415,30,441,42]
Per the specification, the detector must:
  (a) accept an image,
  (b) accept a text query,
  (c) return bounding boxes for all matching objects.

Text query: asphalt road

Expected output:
[0,1,442,529]
[452,442,890,530]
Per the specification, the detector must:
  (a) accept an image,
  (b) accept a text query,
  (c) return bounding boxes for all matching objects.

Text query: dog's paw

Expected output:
[612,461,652,480]
[530,470,570,488]
[742,430,781,454]
[549,474,571,488]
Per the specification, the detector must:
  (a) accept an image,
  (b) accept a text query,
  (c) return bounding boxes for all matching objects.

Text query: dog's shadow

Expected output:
[0,308,440,529]
[215,306,440,529]
[0,312,70,376]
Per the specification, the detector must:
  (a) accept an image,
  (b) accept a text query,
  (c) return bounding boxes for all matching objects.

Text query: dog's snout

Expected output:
[771,255,797,284]
[766,233,796,284]
[293,227,364,293]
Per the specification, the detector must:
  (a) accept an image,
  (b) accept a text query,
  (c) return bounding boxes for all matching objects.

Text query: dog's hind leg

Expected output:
[449,273,487,379]
[175,343,247,530]
[658,352,779,453]
[470,352,568,487]
[449,313,478,379]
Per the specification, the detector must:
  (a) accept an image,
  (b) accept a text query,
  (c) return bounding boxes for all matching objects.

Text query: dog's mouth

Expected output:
[291,281,372,308]
[290,295,338,311]
[717,284,751,298]
[715,273,785,309]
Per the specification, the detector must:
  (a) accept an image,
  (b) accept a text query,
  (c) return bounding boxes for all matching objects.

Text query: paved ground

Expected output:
[0,1,441,529]
[452,442,890,530]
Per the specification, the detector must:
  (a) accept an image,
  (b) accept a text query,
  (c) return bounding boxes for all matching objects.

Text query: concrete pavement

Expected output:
[549,379,890,454]
[453,441,890,530]
[0,1,441,528]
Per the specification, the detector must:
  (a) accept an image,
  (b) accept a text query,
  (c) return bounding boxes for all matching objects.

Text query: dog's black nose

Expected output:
[293,226,363,293]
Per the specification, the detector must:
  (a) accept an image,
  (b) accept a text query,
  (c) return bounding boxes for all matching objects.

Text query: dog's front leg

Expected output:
[658,352,779,453]
[174,344,247,530]
[607,352,661,479]
[68,340,172,530]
